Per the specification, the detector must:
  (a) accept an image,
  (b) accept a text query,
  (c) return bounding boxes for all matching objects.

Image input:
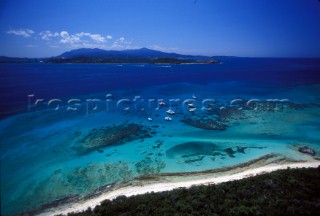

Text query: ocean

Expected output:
[1,58,320,215]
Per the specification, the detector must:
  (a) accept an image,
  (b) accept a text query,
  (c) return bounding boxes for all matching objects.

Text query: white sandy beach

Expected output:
[37,160,320,216]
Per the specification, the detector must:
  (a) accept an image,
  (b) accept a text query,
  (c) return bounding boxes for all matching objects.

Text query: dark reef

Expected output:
[298,146,316,156]
[165,141,267,163]
[181,117,228,130]
[75,123,151,154]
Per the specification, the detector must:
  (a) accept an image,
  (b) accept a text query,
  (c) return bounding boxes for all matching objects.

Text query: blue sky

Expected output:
[1,0,320,58]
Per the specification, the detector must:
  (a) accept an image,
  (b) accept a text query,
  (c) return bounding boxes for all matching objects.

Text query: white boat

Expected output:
[159,101,166,106]
[188,103,196,108]
[147,117,153,121]
[166,109,175,115]
[165,116,172,121]
[189,108,196,112]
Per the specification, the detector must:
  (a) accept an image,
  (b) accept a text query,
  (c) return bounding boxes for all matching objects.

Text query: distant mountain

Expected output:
[57,48,211,60]
[0,48,220,64]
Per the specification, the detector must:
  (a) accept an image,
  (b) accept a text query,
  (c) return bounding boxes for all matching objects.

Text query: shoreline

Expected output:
[36,158,320,216]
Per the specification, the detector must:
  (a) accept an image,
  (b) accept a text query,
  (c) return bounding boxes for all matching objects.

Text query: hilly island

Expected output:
[0,48,220,64]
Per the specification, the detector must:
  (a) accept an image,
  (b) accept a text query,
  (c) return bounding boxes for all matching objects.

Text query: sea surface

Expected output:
[1,58,320,215]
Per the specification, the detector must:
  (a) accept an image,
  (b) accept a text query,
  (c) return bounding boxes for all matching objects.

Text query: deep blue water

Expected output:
[1,58,320,215]
[1,58,320,119]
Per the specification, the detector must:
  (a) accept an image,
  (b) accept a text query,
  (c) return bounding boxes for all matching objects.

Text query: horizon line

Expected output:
[1,47,320,59]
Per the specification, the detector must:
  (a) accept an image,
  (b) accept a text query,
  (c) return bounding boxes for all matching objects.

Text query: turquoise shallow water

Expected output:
[1,60,320,215]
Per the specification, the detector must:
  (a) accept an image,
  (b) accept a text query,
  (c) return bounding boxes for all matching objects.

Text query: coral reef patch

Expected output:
[166,141,266,164]
[10,162,133,215]
[298,146,316,156]
[181,106,244,130]
[135,157,166,176]
[75,123,152,154]
[181,117,228,130]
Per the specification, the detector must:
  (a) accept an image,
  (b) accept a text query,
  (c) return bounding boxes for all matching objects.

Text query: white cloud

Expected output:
[6,29,34,37]
[90,34,105,42]
[75,32,106,43]
[28,29,115,49]
[73,43,109,49]
[59,31,81,44]
[60,31,69,39]
[39,31,59,40]
[10,28,116,49]
[57,31,113,45]
[6,28,114,48]
[111,37,133,49]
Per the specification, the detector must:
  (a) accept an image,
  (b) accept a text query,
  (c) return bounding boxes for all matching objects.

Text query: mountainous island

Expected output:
[0,48,220,64]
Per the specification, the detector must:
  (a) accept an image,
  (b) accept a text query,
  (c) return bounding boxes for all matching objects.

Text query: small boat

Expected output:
[165,116,172,121]
[159,101,166,106]
[188,103,196,108]
[189,108,196,112]
[148,117,153,121]
[166,109,175,115]
[192,93,197,99]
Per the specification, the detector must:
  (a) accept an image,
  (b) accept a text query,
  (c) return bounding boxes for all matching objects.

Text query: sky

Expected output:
[0,0,320,58]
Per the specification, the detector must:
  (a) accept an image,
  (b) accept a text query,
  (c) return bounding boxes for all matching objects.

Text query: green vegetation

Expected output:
[66,167,320,216]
